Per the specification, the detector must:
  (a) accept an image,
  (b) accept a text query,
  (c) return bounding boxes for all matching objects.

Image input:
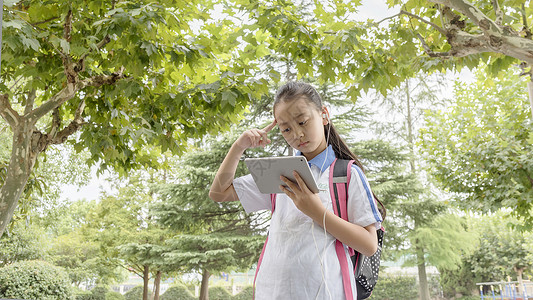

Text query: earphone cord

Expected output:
[313,120,333,300]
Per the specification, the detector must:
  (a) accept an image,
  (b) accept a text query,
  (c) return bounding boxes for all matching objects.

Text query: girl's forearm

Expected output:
[209,143,245,202]
[314,210,378,256]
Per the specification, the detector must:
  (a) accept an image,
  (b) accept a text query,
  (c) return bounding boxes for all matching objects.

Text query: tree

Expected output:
[151,133,265,300]
[420,66,533,228]
[84,173,171,300]
[0,222,48,267]
[386,0,533,115]
[0,0,271,237]
[440,212,533,297]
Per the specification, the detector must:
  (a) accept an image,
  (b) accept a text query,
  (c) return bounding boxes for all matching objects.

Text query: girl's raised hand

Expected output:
[234,120,277,151]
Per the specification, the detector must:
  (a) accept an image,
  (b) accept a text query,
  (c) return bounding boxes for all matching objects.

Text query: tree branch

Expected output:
[29,68,125,122]
[50,99,86,145]
[77,35,111,72]
[521,3,532,39]
[375,12,401,25]
[428,0,502,34]
[400,10,447,36]
[31,16,59,27]
[24,89,37,116]
[62,9,77,83]
[63,9,72,43]
[491,0,503,26]
[0,94,21,128]
[78,68,126,89]
[28,83,77,122]
[48,107,61,138]
[415,33,452,58]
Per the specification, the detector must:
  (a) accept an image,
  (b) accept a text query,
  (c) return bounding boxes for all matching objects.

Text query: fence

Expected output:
[477,281,533,300]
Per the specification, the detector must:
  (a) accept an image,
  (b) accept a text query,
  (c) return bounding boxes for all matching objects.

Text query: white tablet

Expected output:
[244,156,319,194]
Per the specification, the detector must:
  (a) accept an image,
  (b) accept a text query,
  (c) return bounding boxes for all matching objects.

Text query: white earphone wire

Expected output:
[313,118,333,300]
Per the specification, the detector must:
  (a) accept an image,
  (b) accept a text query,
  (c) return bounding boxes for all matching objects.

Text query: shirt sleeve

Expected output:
[347,165,382,229]
[233,174,272,213]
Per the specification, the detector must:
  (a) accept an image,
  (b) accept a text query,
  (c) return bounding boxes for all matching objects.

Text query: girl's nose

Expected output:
[292,128,304,139]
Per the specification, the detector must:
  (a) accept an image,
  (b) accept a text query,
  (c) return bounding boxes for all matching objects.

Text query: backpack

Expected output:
[253,158,385,300]
[331,158,385,300]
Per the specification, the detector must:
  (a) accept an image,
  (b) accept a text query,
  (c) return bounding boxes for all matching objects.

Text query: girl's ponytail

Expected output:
[325,116,387,220]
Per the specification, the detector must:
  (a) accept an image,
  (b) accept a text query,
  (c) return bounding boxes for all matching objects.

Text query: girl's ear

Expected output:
[322,107,330,125]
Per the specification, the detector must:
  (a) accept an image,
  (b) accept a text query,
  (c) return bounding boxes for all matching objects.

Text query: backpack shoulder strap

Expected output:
[329,158,356,300]
[330,158,353,221]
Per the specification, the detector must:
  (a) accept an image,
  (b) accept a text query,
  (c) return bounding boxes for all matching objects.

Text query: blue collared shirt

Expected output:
[296,144,336,173]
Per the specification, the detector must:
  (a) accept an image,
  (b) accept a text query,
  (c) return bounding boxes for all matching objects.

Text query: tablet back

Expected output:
[244,156,319,194]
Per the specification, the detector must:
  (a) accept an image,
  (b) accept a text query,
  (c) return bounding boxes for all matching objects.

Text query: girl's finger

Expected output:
[280,176,299,192]
[292,171,310,193]
[280,185,294,198]
[262,119,277,133]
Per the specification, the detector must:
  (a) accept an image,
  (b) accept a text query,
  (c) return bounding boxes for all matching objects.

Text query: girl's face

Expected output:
[274,97,328,160]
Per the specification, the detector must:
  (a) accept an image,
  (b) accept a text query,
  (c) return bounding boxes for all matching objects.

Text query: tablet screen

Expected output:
[244,156,319,194]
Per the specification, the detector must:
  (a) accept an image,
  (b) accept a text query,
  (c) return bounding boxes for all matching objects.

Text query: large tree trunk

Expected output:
[516,267,525,296]
[143,265,150,300]
[0,109,40,236]
[199,269,210,300]
[416,244,431,300]
[0,68,123,237]
[153,270,162,300]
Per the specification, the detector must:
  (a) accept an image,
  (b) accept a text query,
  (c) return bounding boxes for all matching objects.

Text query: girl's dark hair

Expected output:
[274,82,386,219]
[273,81,365,171]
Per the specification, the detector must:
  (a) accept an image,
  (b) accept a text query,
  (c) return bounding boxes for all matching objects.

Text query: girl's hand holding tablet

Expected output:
[280,171,324,220]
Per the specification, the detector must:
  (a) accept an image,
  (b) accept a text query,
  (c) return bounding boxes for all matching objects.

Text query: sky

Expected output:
[58,0,419,202]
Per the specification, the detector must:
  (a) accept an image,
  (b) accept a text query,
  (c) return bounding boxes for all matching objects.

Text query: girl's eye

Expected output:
[282,128,290,133]
[299,120,307,126]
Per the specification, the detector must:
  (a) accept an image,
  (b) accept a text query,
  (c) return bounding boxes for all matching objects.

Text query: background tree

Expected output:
[440,212,533,298]
[365,72,478,300]
[0,222,48,267]
[151,133,266,300]
[84,172,171,300]
[420,66,533,228]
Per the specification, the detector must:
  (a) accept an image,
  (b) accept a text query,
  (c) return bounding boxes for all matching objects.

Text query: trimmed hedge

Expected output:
[105,291,124,300]
[124,285,143,300]
[208,286,231,300]
[91,286,110,300]
[0,260,73,300]
[160,285,196,300]
[233,286,253,300]
[368,275,418,300]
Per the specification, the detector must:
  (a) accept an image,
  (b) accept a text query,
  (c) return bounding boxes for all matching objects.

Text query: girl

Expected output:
[209,82,382,299]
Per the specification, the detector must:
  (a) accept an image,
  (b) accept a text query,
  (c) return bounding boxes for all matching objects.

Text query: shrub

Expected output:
[208,286,231,300]
[160,285,196,300]
[91,285,110,300]
[75,289,97,300]
[233,286,253,300]
[0,260,73,300]
[124,285,143,300]
[105,291,125,300]
[368,275,418,300]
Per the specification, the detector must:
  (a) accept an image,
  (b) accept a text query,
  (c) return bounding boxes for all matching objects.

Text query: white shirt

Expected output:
[233,146,382,300]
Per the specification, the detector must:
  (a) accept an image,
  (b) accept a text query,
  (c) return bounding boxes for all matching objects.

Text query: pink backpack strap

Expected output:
[253,193,276,299]
[330,159,355,300]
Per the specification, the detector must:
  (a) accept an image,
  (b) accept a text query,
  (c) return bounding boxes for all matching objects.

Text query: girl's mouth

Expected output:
[298,141,309,147]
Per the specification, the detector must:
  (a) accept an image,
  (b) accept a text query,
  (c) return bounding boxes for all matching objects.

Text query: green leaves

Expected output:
[420,65,533,228]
